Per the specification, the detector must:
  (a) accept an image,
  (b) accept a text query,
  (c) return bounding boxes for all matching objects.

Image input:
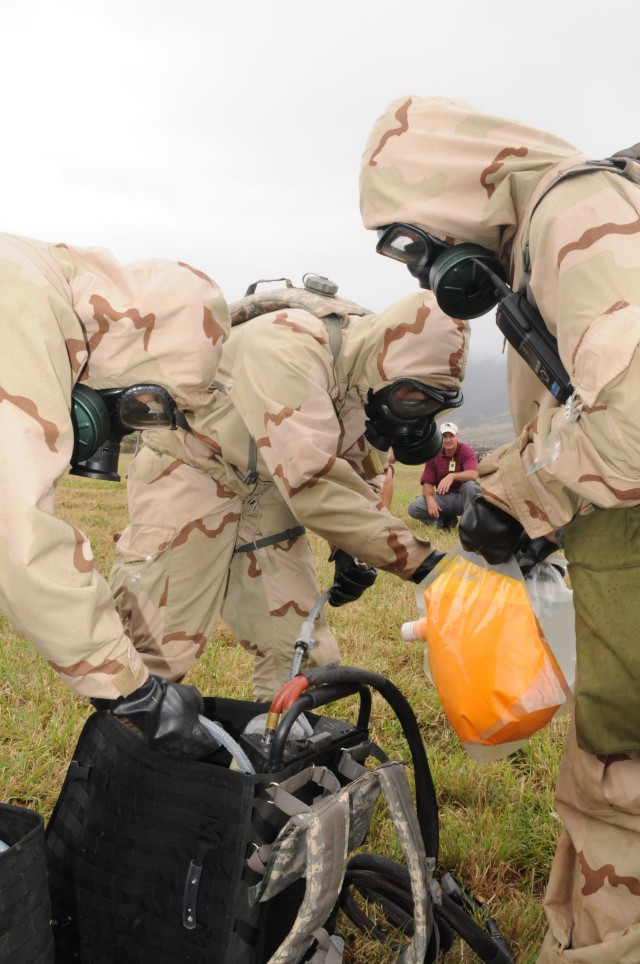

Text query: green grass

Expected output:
[0,461,566,962]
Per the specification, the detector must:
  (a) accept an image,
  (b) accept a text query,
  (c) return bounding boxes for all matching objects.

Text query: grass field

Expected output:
[0,459,568,962]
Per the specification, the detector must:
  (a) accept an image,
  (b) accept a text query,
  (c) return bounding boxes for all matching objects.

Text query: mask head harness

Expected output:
[70,383,185,482]
[364,378,463,464]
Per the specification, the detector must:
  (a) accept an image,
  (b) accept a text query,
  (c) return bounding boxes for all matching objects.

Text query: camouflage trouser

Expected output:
[537,719,640,962]
[109,447,340,700]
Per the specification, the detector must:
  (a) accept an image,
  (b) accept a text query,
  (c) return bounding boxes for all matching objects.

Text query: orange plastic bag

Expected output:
[423,550,571,756]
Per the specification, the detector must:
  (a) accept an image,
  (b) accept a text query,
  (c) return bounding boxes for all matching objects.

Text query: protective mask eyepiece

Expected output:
[376,223,449,283]
[115,385,180,431]
[70,383,182,482]
[385,379,458,420]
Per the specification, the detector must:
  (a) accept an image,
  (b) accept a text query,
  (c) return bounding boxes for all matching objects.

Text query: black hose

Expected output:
[344,856,512,963]
[302,665,439,861]
[266,682,371,770]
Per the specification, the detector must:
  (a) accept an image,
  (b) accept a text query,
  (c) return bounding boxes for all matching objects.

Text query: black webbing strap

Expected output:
[234,525,305,554]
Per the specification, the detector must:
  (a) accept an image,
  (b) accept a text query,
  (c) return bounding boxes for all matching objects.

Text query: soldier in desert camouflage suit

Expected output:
[109,284,465,699]
[0,233,229,758]
[360,95,640,961]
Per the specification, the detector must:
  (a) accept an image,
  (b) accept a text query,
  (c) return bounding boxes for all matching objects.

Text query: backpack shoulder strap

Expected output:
[609,143,640,184]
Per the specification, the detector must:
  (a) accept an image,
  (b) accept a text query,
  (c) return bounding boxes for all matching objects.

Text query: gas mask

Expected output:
[376,222,505,320]
[70,383,187,482]
[376,223,574,403]
[364,378,463,464]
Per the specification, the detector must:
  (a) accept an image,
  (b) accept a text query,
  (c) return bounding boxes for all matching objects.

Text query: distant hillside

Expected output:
[447,356,514,449]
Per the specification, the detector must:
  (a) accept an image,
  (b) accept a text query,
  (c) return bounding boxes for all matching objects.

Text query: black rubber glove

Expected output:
[91,675,220,760]
[459,496,527,565]
[516,535,560,577]
[328,549,377,607]
[410,549,446,584]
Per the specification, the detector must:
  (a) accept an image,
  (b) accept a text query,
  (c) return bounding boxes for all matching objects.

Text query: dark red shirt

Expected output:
[419,442,478,493]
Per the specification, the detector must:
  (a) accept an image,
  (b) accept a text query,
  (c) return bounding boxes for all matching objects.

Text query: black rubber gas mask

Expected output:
[376,222,506,320]
[364,379,463,464]
[70,383,186,482]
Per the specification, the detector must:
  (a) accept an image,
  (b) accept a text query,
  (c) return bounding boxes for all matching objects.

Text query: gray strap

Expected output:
[337,741,388,781]
[234,524,305,554]
[265,765,342,817]
[243,436,259,486]
[246,842,273,875]
[307,929,344,963]
[375,762,436,964]
[610,144,640,184]
[265,796,350,964]
[322,313,344,366]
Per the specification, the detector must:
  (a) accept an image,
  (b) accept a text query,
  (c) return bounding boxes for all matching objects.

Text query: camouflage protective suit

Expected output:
[0,233,228,701]
[360,96,640,960]
[109,286,467,699]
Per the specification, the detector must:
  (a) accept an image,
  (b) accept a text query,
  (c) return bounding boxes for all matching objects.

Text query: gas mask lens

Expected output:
[386,381,454,419]
[375,223,449,284]
[117,386,179,431]
[376,225,429,264]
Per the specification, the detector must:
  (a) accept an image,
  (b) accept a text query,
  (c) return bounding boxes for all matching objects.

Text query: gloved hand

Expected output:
[515,535,558,577]
[410,549,445,584]
[459,496,527,565]
[91,675,220,760]
[328,549,377,607]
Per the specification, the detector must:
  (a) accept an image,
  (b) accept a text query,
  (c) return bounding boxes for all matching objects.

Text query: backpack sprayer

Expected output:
[193,593,515,962]
[45,592,515,963]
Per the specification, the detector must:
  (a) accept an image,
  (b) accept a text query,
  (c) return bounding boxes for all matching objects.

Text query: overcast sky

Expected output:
[1,0,638,360]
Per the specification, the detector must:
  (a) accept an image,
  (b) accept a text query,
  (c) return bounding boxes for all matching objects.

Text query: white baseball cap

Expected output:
[440,422,458,435]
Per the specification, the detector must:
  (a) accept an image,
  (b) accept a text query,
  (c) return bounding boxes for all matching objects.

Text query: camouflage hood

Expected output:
[339,290,470,399]
[50,241,229,411]
[359,96,583,268]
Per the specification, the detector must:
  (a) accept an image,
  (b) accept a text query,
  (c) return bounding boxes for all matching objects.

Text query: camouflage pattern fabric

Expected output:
[360,96,640,535]
[360,96,640,958]
[0,233,228,699]
[538,720,640,962]
[110,289,467,699]
[110,445,339,700]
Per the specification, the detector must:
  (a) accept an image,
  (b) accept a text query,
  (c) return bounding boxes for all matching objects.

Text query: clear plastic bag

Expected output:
[525,558,576,696]
[419,544,572,762]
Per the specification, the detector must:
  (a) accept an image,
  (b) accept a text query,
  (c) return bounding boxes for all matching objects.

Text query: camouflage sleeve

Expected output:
[483,172,640,536]
[336,399,388,494]
[0,264,147,699]
[229,313,433,576]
